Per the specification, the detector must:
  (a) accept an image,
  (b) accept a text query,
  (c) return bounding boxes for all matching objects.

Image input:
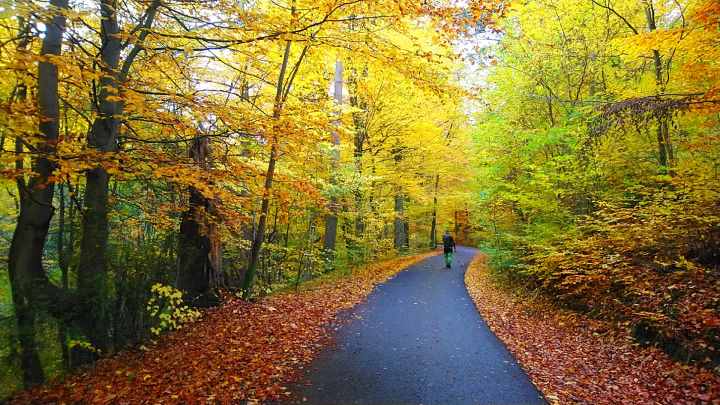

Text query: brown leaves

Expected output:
[11,252,437,405]
[590,95,698,138]
[465,254,720,405]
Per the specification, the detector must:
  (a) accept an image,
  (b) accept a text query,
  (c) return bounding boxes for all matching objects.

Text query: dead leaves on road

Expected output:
[12,252,437,405]
[464,254,720,405]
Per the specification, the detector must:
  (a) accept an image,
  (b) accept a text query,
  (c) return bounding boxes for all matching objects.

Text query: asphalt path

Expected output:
[288,247,546,405]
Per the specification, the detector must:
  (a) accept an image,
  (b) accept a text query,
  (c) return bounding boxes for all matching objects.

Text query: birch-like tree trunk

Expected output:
[323,60,343,257]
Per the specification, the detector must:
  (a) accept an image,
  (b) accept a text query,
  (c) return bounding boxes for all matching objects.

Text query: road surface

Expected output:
[289,247,546,405]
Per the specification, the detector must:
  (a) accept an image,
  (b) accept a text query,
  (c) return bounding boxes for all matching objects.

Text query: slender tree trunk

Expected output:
[323,60,344,258]
[454,210,459,237]
[394,193,408,251]
[7,2,69,386]
[268,206,279,243]
[74,0,160,351]
[77,0,122,353]
[348,71,367,260]
[284,207,291,248]
[243,38,293,298]
[392,149,408,252]
[295,209,316,290]
[430,174,439,248]
[57,183,70,369]
[353,152,365,239]
[244,140,279,298]
[645,5,674,174]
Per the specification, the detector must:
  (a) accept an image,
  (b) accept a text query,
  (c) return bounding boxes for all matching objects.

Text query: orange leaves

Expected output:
[11,252,436,405]
[465,254,720,405]
[520,179,720,370]
[692,0,720,27]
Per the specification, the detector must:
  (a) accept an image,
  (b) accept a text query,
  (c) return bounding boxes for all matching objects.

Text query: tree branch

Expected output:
[590,0,639,35]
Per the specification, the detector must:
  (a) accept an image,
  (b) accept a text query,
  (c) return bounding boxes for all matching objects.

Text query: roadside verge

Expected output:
[11,251,438,405]
[464,253,720,404]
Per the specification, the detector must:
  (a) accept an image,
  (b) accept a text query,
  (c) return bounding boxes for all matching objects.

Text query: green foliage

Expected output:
[67,339,96,353]
[470,0,720,369]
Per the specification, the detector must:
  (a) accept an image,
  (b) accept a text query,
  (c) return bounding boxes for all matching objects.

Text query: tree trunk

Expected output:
[57,183,70,369]
[430,174,439,248]
[7,1,69,387]
[243,140,279,298]
[323,60,343,258]
[392,148,408,252]
[243,38,293,299]
[77,0,122,353]
[74,0,161,351]
[394,193,408,251]
[645,5,675,174]
[177,137,223,306]
[347,70,367,260]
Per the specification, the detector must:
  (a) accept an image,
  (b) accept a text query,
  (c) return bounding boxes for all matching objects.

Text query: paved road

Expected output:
[289,247,546,405]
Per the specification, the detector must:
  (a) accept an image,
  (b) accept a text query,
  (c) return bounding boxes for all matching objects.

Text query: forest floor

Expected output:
[12,249,720,404]
[10,251,437,405]
[283,246,544,405]
[465,253,720,405]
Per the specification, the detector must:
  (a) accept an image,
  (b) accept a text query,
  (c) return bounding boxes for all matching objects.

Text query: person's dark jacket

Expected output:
[442,234,456,253]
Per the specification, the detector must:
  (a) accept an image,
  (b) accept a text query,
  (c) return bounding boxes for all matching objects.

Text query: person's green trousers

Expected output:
[444,251,454,267]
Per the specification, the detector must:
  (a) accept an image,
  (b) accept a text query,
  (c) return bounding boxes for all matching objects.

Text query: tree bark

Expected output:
[430,174,439,248]
[7,1,69,387]
[645,4,675,174]
[77,0,122,353]
[323,60,343,258]
[57,183,70,369]
[177,136,223,305]
[394,193,408,251]
[73,0,160,351]
[347,70,367,259]
[392,148,408,252]
[243,38,293,299]
[243,140,279,298]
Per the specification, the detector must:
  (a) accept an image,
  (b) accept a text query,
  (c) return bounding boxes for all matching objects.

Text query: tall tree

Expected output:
[177,135,223,305]
[393,148,409,251]
[322,59,344,258]
[242,15,298,298]
[77,0,161,351]
[591,0,678,173]
[7,0,70,386]
[429,174,439,248]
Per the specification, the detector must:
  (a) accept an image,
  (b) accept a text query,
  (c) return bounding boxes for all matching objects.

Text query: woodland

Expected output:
[0,0,718,402]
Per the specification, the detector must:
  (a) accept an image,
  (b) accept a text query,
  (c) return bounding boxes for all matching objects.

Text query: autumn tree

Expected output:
[7,0,70,386]
[0,0,481,393]
[469,0,720,368]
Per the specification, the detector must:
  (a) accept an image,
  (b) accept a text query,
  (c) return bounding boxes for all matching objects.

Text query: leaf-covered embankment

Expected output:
[464,254,720,405]
[11,251,438,405]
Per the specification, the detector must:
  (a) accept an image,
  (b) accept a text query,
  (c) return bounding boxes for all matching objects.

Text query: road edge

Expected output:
[463,253,551,404]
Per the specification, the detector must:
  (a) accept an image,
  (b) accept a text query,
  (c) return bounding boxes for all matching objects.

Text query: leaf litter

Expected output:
[464,254,720,405]
[11,252,438,405]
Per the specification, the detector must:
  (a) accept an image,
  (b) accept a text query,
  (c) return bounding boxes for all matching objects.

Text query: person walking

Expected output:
[442,231,456,269]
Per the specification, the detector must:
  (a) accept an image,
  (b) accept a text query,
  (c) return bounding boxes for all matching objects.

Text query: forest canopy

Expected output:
[1,0,719,400]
